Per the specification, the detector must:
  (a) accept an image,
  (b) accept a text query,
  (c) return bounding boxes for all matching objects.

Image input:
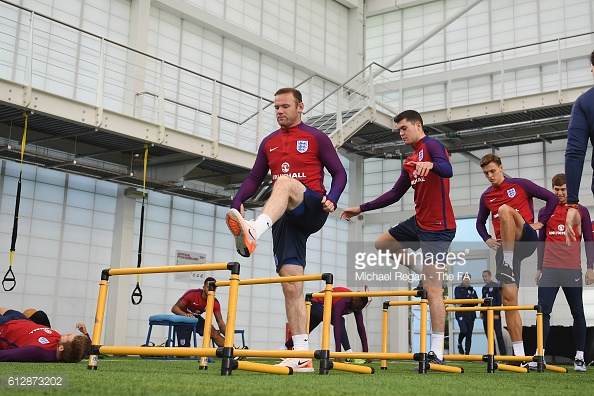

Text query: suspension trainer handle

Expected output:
[131,282,143,305]
[2,267,16,291]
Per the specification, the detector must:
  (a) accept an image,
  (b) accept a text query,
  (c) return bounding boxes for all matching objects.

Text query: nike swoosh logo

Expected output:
[490,198,497,202]
[575,278,582,282]
[270,147,279,152]
[297,360,309,365]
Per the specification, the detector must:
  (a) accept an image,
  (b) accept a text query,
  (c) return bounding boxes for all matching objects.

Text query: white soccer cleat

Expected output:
[575,358,587,372]
[275,357,314,372]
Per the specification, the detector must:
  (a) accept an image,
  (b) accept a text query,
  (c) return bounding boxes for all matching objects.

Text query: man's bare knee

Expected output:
[498,205,514,217]
[281,281,302,299]
[375,233,402,252]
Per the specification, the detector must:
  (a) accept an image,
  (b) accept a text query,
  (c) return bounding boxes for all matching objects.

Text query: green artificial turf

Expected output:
[0,357,591,395]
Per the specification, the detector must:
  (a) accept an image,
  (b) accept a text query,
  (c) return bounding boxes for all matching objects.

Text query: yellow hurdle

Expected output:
[381,296,465,374]
[216,272,335,375]
[99,346,216,358]
[235,361,292,375]
[380,299,425,370]
[199,283,217,370]
[331,361,374,374]
[87,262,237,372]
[443,301,555,374]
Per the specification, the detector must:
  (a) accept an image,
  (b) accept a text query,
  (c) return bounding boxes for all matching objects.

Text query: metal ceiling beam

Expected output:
[373,0,485,79]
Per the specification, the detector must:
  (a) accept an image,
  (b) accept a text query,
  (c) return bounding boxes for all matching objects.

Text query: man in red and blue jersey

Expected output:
[0,308,90,362]
[225,88,347,372]
[476,153,558,363]
[532,173,593,372]
[282,287,370,362]
[171,277,227,348]
[341,109,456,369]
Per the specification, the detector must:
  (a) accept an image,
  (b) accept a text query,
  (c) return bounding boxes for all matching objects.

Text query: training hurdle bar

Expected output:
[378,295,462,374]
[442,298,499,373]
[87,262,240,372]
[308,289,460,374]
[443,301,564,373]
[493,305,566,373]
[216,273,335,375]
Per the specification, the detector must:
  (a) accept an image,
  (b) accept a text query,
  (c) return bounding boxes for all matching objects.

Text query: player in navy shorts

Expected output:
[225,88,347,372]
[341,109,456,369]
[476,153,558,363]
[532,173,593,371]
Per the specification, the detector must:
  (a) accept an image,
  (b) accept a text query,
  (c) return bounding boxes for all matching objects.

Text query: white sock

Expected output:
[512,341,525,357]
[292,334,309,351]
[576,351,584,360]
[409,255,424,275]
[254,214,272,239]
[279,345,288,350]
[430,332,444,360]
[503,251,514,268]
[345,349,353,353]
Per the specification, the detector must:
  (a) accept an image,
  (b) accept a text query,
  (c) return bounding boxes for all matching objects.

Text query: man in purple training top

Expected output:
[225,87,347,372]
[0,308,90,362]
[565,50,594,242]
[341,109,456,369]
[476,153,558,365]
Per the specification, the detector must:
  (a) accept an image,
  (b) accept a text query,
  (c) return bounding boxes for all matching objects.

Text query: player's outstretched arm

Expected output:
[340,206,361,221]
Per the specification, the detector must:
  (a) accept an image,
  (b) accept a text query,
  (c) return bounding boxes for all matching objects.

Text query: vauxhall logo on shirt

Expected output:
[272,161,306,181]
[548,224,566,236]
[411,169,425,185]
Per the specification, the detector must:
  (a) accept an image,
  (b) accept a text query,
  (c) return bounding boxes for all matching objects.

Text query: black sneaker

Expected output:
[496,262,516,284]
[233,345,248,361]
[414,351,445,372]
[457,343,464,355]
[427,351,445,365]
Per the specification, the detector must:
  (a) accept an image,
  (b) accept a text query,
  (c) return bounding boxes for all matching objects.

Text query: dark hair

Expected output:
[394,110,423,128]
[351,297,368,310]
[482,270,491,276]
[551,173,566,187]
[60,334,90,363]
[275,88,302,105]
[590,50,594,66]
[204,277,217,290]
[480,153,502,168]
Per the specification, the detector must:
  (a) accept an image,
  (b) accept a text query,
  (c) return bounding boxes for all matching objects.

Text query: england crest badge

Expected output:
[296,140,308,153]
[418,149,424,161]
[507,188,516,198]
